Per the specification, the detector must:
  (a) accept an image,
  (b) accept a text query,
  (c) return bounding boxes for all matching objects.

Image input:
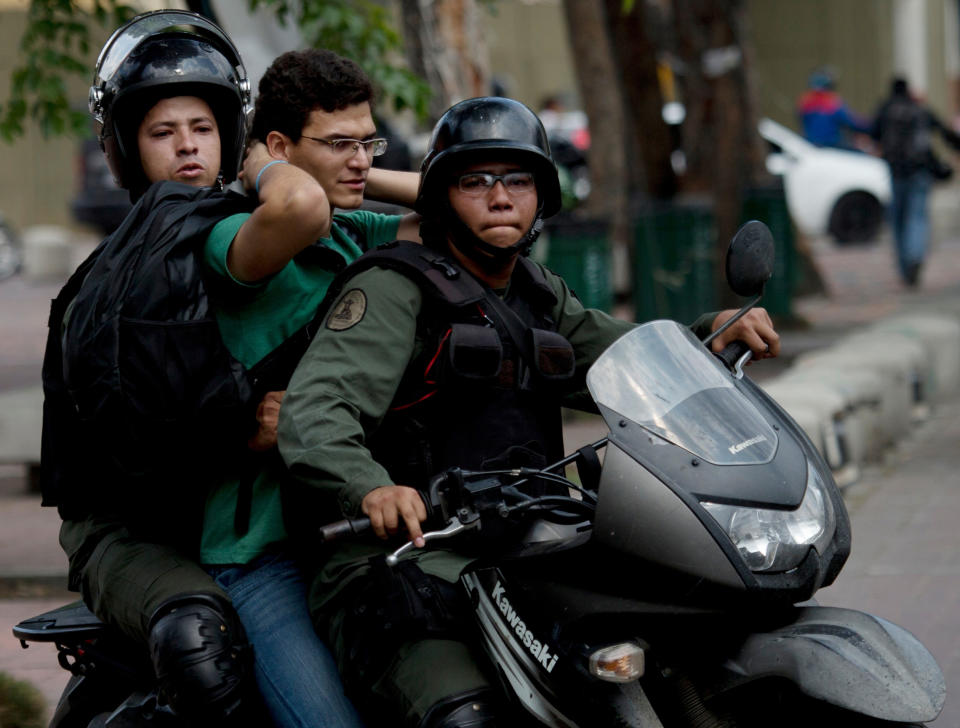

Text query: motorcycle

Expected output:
[14,222,945,726]
[320,220,945,726]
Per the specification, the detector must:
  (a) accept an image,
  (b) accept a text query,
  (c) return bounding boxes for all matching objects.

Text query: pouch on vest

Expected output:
[528,328,576,381]
[447,323,502,380]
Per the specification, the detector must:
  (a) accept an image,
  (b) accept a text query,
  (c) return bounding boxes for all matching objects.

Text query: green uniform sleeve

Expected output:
[689,311,718,339]
[278,267,422,518]
[546,266,635,370]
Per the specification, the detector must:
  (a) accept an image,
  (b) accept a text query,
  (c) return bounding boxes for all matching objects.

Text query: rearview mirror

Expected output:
[726,220,774,297]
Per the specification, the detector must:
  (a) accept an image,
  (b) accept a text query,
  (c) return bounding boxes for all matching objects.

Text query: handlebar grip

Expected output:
[717,340,752,370]
[318,517,372,542]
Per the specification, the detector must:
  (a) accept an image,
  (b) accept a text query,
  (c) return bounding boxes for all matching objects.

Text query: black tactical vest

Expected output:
[337,241,578,489]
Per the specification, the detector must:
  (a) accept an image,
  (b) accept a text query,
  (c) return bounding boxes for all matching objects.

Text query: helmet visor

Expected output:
[91,10,247,121]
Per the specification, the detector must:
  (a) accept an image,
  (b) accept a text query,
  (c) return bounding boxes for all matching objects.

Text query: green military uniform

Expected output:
[278,252,717,724]
[199,209,401,566]
[60,209,401,645]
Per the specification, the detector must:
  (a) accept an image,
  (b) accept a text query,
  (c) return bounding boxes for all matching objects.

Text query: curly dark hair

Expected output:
[250,49,374,142]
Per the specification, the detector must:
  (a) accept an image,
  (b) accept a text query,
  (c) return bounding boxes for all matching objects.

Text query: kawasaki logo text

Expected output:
[491,580,559,673]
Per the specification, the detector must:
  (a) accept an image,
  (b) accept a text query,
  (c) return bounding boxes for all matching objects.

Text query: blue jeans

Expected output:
[206,554,365,728]
[889,170,932,282]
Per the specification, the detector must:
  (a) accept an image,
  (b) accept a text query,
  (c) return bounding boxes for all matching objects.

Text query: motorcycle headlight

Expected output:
[701,465,835,572]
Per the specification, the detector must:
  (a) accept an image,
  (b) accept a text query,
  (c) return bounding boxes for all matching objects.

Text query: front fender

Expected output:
[723,606,945,723]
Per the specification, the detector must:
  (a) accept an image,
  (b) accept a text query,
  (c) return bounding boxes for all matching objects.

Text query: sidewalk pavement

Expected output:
[1,229,960,720]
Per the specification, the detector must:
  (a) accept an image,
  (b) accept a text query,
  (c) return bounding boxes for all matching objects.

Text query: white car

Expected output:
[758,117,891,243]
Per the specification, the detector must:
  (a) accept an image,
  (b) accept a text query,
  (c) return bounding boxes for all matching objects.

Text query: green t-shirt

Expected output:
[200,209,402,565]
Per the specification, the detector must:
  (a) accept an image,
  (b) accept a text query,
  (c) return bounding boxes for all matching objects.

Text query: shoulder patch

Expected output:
[326,289,367,331]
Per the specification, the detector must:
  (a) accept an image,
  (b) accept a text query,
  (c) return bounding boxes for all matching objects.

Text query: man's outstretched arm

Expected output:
[278,268,425,537]
[366,167,421,242]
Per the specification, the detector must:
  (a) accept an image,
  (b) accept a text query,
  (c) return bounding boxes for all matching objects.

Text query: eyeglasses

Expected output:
[456,171,536,197]
[300,136,388,157]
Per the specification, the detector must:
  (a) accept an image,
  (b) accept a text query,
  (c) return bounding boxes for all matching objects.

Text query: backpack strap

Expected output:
[335,214,366,250]
[233,220,372,536]
[233,307,332,536]
[292,214,368,274]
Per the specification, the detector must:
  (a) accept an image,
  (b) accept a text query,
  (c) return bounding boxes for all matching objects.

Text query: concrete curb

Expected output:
[760,309,960,486]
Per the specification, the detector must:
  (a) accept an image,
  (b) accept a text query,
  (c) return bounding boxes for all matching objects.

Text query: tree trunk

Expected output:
[604,0,678,201]
[672,0,766,307]
[560,0,630,276]
[398,0,490,122]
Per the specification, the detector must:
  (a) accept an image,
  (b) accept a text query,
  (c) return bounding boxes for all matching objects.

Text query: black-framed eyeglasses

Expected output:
[456,171,536,197]
[300,136,388,157]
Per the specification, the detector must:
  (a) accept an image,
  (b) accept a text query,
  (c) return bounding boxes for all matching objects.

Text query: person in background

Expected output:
[797,67,870,149]
[870,76,960,287]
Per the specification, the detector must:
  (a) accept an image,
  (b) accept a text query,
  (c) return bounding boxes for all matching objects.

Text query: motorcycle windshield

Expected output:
[586,321,777,465]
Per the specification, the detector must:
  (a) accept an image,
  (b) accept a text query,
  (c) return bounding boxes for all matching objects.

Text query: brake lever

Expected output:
[385,513,480,567]
[732,349,753,380]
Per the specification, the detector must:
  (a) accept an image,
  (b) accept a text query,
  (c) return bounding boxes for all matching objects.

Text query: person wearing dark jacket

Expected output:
[870,76,960,286]
[277,96,780,726]
[48,11,416,726]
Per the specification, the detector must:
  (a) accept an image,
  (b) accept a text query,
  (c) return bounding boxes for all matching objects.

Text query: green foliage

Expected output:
[1,0,430,144]
[250,0,430,119]
[0,1,135,142]
[0,671,46,728]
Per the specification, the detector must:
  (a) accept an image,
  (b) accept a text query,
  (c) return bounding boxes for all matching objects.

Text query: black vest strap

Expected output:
[348,241,487,307]
[345,242,570,491]
[331,240,559,314]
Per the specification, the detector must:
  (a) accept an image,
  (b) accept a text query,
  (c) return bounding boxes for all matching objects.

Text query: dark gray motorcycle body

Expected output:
[454,320,943,726]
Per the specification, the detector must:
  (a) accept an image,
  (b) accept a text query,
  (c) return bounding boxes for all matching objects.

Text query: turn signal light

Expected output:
[588,643,645,683]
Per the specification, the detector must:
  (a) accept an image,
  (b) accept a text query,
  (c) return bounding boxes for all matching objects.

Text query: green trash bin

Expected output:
[740,184,795,317]
[632,201,718,324]
[541,217,613,312]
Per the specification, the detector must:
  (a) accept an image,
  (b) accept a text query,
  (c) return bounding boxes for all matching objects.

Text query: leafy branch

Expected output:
[0,1,135,142]
[250,0,431,119]
[0,0,431,144]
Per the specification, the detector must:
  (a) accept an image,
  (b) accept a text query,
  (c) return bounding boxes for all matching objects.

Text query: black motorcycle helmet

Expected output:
[88,10,251,198]
[416,97,562,266]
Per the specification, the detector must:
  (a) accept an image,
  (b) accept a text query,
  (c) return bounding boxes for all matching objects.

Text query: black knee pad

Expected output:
[419,689,504,728]
[147,594,251,722]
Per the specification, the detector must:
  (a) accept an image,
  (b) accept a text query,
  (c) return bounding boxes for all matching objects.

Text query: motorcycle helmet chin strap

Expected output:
[444,201,546,272]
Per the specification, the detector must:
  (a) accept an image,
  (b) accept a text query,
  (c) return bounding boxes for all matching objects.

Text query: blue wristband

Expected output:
[255,159,288,195]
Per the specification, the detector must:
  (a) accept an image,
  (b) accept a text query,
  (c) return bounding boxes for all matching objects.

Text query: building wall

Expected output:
[3,0,958,232]
[486,0,958,133]
[0,10,95,233]
[485,0,578,112]
[0,2,165,233]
